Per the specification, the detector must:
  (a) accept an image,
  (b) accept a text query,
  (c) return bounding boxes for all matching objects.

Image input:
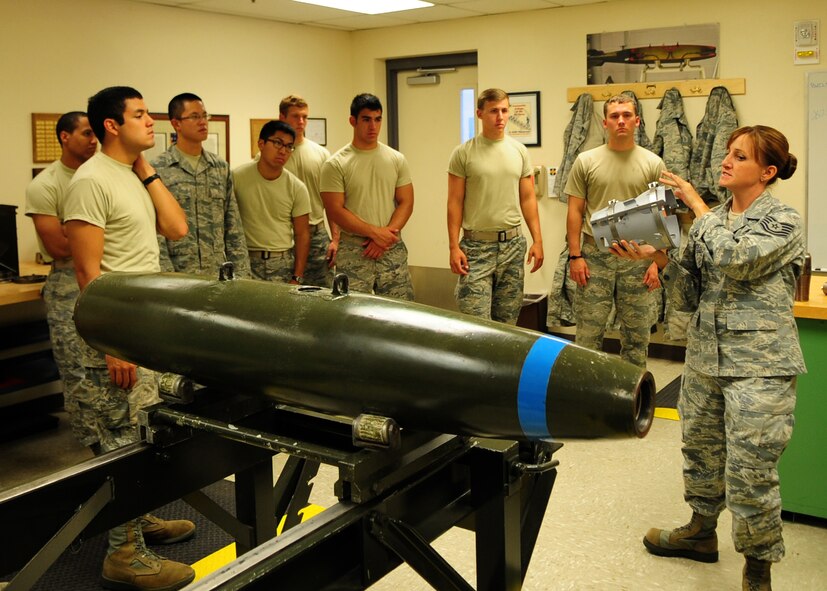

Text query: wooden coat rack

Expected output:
[566,78,745,102]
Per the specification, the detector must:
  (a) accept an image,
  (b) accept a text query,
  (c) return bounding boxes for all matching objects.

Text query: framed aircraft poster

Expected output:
[587,24,720,85]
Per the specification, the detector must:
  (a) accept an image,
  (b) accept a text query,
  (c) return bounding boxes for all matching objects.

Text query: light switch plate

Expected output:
[795,20,820,65]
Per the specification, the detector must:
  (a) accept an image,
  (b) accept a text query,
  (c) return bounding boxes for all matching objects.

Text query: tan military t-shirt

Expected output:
[232,162,310,251]
[564,145,665,236]
[285,138,330,227]
[319,142,411,234]
[448,134,531,231]
[25,159,76,261]
[63,152,161,273]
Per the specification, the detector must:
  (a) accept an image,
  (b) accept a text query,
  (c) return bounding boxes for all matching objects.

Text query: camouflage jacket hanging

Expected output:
[689,86,738,204]
[554,93,604,203]
[651,88,693,179]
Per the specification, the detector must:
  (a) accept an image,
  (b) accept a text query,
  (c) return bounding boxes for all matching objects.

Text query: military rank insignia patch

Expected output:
[761,216,795,236]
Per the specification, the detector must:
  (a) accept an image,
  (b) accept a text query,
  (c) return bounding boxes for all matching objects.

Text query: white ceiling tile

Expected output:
[126,0,613,30]
[390,4,484,22]
[313,13,418,30]
[450,0,558,14]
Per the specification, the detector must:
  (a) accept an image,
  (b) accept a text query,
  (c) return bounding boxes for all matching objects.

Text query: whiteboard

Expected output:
[808,71,827,271]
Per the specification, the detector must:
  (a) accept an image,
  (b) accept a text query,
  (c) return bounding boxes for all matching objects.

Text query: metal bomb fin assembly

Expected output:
[590,182,681,252]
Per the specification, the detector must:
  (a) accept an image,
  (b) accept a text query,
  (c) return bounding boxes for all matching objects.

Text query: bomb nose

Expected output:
[632,371,656,438]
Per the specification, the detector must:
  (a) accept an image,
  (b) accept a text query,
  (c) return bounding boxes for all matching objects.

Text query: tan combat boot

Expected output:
[102,521,195,591]
[743,556,772,591]
[140,514,196,545]
[643,512,719,563]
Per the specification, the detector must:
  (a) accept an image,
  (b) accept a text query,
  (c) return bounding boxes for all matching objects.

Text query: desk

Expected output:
[780,275,827,518]
[793,277,827,320]
[0,262,60,412]
[0,262,50,307]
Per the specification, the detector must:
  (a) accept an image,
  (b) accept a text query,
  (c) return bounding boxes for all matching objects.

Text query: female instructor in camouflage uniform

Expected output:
[611,125,804,591]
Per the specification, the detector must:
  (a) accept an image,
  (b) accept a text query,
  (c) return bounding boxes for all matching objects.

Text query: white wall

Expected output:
[4,0,826,293]
[1,0,354,262]
[351,0,827,291]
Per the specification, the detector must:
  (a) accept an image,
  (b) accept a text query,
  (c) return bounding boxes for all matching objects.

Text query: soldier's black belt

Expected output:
[462,226,521,242]
[249,249,291,260]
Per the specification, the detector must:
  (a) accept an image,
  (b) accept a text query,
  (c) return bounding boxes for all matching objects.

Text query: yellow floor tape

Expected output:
[192,503,327,581]
[655,407,680,421]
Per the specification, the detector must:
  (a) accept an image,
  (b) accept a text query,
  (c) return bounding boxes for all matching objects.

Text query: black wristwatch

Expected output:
[291,275,304,284]
[568,254,584,261]
[142,173,161,186]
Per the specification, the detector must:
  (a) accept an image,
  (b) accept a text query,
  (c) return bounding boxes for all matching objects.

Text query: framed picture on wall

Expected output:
[306,118,327,146]
[250,118,270,158]
[586,24,719,85]
[145,113,230,164]
[31,113,62,163]
[506,91,541,147]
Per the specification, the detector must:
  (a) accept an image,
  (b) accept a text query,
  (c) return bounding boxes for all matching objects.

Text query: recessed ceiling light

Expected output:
[293,0,434,15]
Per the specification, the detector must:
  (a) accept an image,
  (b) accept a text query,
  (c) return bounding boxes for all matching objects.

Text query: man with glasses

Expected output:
[233,120,310,284]
[320,93,414,300]
[152,93,250,278]
[279,95,337,287]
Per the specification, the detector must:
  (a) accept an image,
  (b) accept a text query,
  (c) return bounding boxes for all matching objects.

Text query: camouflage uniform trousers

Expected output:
[575,241,655,368]
[42,265,87,442]
[455,236,526,325]
[75,348,161,452]
[336,237,413,301]
[679,367,796,562]
[249,249,294,283]
[304,225,332,288]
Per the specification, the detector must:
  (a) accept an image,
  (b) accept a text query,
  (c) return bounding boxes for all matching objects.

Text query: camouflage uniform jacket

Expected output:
[545,243,578,328]
[555,93,604,203]
[651,88,693,179]
[689,86,738,204]
[662,191,806,377]
[153,146,251,277]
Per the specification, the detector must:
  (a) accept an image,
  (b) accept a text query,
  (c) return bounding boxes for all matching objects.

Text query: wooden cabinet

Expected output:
[0,264,62,440]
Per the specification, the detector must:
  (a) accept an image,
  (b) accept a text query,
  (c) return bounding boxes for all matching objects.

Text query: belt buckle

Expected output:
[261,251,271,260]
[498,230,507,242]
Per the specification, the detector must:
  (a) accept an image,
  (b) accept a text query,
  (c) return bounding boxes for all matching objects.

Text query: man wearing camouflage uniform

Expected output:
[25,111,97,444]
[153,93,250,278]
[63,86,195,591]
[320,93,414,300]
[234,120,311,285]
[447,88,543,324]
[279,95,337,287]
[565,95,665,368]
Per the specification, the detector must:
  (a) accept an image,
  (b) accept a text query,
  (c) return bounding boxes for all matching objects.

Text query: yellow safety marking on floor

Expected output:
[191,503,326,581]
[192,542,237,581]
[655,407,680,421]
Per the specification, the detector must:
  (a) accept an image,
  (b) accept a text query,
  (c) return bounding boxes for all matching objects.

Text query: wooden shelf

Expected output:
[567,78,745,102]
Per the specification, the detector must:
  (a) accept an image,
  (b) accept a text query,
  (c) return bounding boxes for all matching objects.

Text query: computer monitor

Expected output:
[0,204,20,281]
